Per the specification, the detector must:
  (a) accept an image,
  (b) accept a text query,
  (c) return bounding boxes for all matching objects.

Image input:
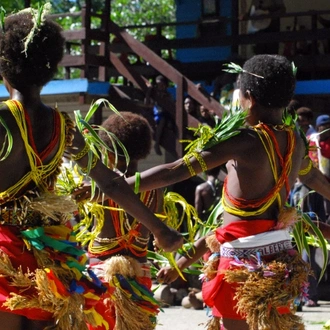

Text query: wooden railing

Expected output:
[51,3,330,156]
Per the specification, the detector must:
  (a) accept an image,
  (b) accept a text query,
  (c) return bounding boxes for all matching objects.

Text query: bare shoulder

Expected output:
[201,127,261,168]
[228,127,263,155]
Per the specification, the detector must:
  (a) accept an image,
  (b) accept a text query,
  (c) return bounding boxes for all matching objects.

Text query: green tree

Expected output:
[1,0,176,78]
[1,0,175,35]
[111,0,175,40]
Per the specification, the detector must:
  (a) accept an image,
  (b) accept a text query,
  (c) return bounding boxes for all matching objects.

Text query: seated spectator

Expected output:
[199,105,219,128]
[184,96,200,120]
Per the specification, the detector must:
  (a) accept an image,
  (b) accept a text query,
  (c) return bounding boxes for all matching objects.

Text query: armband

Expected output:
[183,152,208,177]
[193,152,208,172]
[183,156,196,176]
[299,158,313,176]
[80,154,98,173]
[134,172,141,194]
[72,143,90,161]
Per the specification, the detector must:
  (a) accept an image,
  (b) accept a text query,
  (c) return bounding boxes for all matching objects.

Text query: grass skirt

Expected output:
[224,250,311,330]
[0,225,106,330]
[88,255,160,330]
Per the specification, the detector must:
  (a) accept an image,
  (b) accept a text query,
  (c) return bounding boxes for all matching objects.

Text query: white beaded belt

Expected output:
[220,229,293,259]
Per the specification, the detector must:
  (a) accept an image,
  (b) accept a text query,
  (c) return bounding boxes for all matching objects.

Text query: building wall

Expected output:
[175,0,330,63]
[175,0,232,63]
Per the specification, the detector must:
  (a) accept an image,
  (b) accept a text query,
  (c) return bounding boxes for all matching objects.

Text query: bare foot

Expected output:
[154,227,183,252]
[188,291,204,310]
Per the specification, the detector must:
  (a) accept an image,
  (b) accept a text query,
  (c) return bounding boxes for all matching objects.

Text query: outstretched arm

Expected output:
[70,131,183,252]
[126,158,192,192]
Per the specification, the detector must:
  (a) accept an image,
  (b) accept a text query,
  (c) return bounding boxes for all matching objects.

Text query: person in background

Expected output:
[292,111,330,309]
[195,166,223,222]
[287,99,301,116]
[184,96,200,120]
[126,54,330,330]
[296,106,316,137]
[183,96,201,141]
[145,75,176,155]
[288,179,327,309]
[309,114,330,222]
[0,6,182,330]
[199,104,219,128]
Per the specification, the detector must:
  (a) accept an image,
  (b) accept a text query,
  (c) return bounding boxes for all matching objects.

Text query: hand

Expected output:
[153,227,183,252]
[72,183,95,203]
[157,266,180,284]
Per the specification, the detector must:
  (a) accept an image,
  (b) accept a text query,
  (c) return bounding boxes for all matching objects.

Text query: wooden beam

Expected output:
[110,22,224,117]
[110,52,149,92]
[61,54,86,67]
[62,29,86,41]
[176,77,185,157]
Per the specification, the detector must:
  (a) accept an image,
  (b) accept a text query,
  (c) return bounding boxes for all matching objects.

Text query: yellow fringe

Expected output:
[0,100,67,199]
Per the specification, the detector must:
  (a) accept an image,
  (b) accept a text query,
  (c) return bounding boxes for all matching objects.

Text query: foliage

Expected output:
[111,0,176,40]
[293,210,329,282]
[183,109,247,157]
[1,0,176,40]
[1,0,176,78]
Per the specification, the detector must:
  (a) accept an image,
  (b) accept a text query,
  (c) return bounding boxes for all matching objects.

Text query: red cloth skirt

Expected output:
[202,220,276,320]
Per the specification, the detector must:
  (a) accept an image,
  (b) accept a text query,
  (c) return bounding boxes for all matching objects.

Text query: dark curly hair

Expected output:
[239,55,296,108]
[0,11,64,90]
[99,112,152,161]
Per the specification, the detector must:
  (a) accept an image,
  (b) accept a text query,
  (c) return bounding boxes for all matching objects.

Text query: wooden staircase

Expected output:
[57,0,225,158]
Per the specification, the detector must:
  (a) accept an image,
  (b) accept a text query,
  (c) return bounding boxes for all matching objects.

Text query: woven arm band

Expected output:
[183,152,208,177]
[72,143,90,161]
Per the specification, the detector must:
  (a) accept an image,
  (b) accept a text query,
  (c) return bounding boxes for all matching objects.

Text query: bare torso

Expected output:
[0,101,60,196]
[221,126,306,226]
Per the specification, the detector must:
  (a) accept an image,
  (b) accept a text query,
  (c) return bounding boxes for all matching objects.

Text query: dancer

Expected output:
[82,112,163,330]
[0,5,182,330]
[125,55,330,330]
